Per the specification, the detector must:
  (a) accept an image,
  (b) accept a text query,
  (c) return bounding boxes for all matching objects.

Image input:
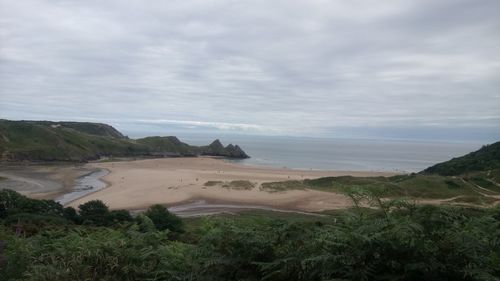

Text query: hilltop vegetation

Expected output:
[22,120,126,138]
[423,141,500,175]
[1,188,500,281]
[0,119,249,161]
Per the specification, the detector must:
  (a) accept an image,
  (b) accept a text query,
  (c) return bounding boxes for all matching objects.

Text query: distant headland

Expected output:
[0,119,250,162]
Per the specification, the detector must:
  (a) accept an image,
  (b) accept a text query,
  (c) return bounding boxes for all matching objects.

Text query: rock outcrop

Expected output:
[200,139,250,159]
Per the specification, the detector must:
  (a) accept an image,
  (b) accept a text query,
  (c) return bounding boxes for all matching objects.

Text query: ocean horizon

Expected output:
[160,134,483,173]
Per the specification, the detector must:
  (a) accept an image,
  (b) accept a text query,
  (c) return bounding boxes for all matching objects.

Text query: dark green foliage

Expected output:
[0,189,64,218]
[4,213,70,236]
[78,200,110,226]
[63,206,82,224]
[107,209,133,224]
[135,214,157,233]
[144,204,183,232]
[1,190,499,281]
[77,200,132,226]
[423,141,500,175]
[0,226,184,281]
[0,190,132,228]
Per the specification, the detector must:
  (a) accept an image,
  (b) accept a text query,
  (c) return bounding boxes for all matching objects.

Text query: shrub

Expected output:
[78,200,110,226]
[107,209,133,224]
[144,204,183,232]
[63,207,81,224]
[0,189,64,217]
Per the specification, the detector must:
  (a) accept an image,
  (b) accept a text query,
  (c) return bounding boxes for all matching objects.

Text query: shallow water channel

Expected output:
[56,169,109,205]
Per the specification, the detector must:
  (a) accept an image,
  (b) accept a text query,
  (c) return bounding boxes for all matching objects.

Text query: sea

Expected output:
[177,135,483,173]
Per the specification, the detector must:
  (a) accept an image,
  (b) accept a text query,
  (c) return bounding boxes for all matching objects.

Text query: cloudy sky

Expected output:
[1,0,499,141]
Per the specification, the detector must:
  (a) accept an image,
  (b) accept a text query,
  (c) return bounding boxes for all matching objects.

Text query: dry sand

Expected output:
[69,157,397,212]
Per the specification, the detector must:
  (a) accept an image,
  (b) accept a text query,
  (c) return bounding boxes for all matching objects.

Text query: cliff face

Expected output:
[224,144,250,158]
[200,140,250,159]
[0,120,250,162]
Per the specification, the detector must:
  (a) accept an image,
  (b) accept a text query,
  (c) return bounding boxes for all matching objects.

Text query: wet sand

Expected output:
[55,169,109,205]
[68,157,397,212]
[0,164,95,200]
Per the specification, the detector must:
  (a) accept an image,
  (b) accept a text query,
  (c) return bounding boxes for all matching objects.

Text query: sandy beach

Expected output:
[67,157,397,212]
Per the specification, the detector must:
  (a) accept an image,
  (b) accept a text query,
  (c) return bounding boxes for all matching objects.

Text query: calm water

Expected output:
[180,135,482,172]
[56,169,109,205]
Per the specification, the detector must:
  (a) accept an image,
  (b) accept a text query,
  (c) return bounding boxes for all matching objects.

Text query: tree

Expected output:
[63,207,82,224]
[107,210,133,224]
[78,200,109,226]
[144,204,183,232]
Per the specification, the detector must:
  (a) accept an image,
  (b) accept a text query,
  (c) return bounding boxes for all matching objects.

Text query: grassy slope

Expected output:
[0,120,249,161]
[135,136,196,156]
[263,174,479,198]
[24,121,126,138]
[423,141,500,176]
[0,120,150,161]
[261,173,500,205]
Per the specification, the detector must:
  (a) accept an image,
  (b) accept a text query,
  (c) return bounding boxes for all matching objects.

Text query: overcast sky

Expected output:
[0,0,499,141]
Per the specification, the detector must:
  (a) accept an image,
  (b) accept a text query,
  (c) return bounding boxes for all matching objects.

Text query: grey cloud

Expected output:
[0,0,499,140]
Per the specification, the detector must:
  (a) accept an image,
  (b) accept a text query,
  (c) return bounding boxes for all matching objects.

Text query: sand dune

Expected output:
[69,157,397,212]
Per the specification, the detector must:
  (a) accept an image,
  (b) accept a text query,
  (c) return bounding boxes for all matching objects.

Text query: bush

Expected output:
[78,200,110,226]
[63,207,81,224]
[135,214,156,233]
[0,189,64,217]
[107,209,133,225]
[144,204,183,232]
[78,200,133,226]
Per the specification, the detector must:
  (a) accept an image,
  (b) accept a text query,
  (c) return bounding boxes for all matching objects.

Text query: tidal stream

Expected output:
[56,169,109,205]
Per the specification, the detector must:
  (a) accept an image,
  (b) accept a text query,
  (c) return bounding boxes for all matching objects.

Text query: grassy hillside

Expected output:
[0,119,249,161]
[24,120,126,138]
[135,136,196,156]
[422,141,500,176]
[261,174,497,201]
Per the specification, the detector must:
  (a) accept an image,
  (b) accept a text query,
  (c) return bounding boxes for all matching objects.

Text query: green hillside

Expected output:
[24,121,126,139]
[135,136,197,156]
[0,119,249,161]
[422,141,500,176]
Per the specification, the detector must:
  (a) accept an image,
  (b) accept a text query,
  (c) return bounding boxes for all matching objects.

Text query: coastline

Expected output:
[68,157,398,212]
